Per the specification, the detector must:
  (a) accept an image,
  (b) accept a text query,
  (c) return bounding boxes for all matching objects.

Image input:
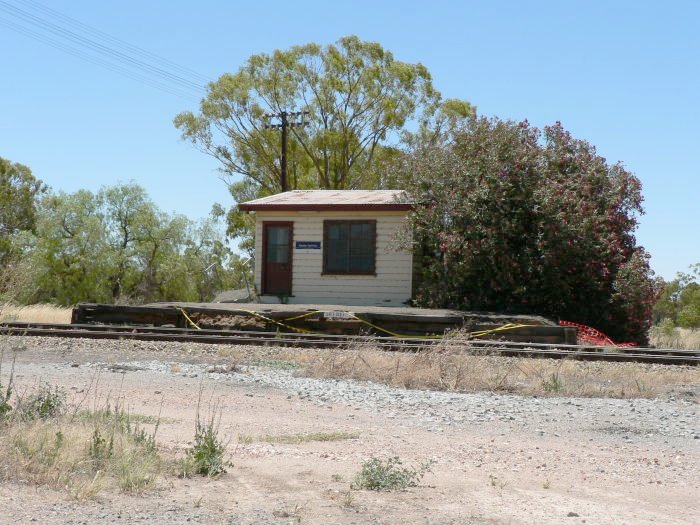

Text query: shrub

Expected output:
[0,361,13,419]
[352,456,433,491]
[21,384,66,420]
[400,117,660,344]
[186,398,228,476]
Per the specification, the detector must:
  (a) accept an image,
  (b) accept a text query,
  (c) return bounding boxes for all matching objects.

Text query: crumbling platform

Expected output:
[71,302,577,345]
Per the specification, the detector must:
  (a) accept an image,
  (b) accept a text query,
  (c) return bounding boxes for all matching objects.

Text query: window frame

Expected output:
[322,220,377,276]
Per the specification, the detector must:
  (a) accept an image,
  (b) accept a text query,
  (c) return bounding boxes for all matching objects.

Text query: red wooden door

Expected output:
[262,222,293,296]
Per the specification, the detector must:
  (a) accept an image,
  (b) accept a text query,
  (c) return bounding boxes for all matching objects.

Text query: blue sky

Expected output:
[1,0,698,280]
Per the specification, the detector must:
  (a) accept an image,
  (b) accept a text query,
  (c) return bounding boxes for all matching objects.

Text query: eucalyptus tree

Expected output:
[21,184,244,305]
[654,264,700,328]
[28,189,112,304]
[0,156,46,265]
[175,36,448,194]
[175,36,472,250]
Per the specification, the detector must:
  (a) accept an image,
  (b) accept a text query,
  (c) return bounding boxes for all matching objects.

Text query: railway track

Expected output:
[1,322,698,366]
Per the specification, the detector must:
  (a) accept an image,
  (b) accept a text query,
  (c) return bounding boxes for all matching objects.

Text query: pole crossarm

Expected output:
[263,111,310,191]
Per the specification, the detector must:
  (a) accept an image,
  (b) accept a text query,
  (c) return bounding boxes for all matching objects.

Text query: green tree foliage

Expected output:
[0,156,46,265]
[24,189,110,304]
[174,36,473,250]
[654,264,700,329]
[15,183,250,305]
[399,117,659,344]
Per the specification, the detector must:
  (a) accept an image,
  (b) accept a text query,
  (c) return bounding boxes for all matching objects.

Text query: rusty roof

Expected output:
[238,190,412,212]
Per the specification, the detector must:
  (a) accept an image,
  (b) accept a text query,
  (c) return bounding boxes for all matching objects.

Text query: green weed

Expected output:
[21,384,66,420]
[261,431,359,444]
[542,372,563,393]
[0,349,16,419]
[352,456,434,491]
[186,396,228,476]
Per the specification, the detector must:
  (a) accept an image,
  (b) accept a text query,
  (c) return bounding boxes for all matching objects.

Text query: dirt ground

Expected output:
[0,336,698,525]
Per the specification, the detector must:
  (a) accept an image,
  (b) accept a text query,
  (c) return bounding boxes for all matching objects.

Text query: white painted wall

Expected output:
[253,210,412,306]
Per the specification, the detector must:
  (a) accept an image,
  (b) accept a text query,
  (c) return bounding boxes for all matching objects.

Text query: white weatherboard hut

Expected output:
[238,190,413,306]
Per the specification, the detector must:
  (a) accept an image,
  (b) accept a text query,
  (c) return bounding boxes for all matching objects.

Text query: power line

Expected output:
[0,16,199,101]
[0,0,204,92]
[0,0,209,99]
[14,0,211,85]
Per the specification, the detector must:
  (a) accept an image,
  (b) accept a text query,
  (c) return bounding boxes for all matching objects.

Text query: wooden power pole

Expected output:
[264,111,309,192]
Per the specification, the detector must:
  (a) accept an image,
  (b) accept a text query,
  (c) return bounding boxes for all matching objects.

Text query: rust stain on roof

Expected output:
[238,190,412,211]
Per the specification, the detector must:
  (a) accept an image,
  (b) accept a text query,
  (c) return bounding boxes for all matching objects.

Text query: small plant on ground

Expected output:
[20,384,66,420]
[341,490,356,509]
[89,427,114,464]
[352,456,434,491]
[489,474,507,490]
[273,502,307,521]
[633,378,650,396]
[0,349,16,419]
[130,419,159,454]
[542,372,563,393]
[189,417,226,476]
[186,395,228,476]
[0,386,11,418]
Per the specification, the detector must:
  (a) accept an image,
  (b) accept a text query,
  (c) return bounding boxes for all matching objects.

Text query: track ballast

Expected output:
[1,322,697,366]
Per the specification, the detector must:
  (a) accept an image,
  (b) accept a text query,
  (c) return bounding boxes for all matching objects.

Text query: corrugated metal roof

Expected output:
[238,190,411,211]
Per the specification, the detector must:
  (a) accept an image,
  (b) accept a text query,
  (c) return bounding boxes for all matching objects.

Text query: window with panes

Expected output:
[323,220,376,275]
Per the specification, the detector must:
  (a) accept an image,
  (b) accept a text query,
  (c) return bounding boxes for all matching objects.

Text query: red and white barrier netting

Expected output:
[558,320,637,347]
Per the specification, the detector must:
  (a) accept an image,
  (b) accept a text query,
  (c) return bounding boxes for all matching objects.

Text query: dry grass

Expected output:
[301,339,700,399]
[0,304,72,324]
[680,328,700,349]
[649,326,700,350]
[0,362,164,500]
[212,331,699,399]
[0,414,162,499]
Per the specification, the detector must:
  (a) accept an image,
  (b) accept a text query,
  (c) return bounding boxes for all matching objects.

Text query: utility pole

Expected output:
[264,111,309,192]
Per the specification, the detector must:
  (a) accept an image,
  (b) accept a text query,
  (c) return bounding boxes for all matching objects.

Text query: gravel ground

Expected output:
[80,358,699,445]
[0,335,698,524]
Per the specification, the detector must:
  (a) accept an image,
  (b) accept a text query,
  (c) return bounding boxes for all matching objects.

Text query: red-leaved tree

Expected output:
[401,117,660,344]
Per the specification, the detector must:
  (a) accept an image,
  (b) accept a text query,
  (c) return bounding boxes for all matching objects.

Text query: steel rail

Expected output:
[2,322,697,355]
[1,322,697,366]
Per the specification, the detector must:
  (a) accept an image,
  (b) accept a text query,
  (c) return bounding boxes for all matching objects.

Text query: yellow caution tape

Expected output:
[469,323,529,338]
[282,310,323,322]
[177,308,201,330]
[345,314,438,338]
[178,306,529,341]
[241,309,317,334]
[348,315,528,340]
